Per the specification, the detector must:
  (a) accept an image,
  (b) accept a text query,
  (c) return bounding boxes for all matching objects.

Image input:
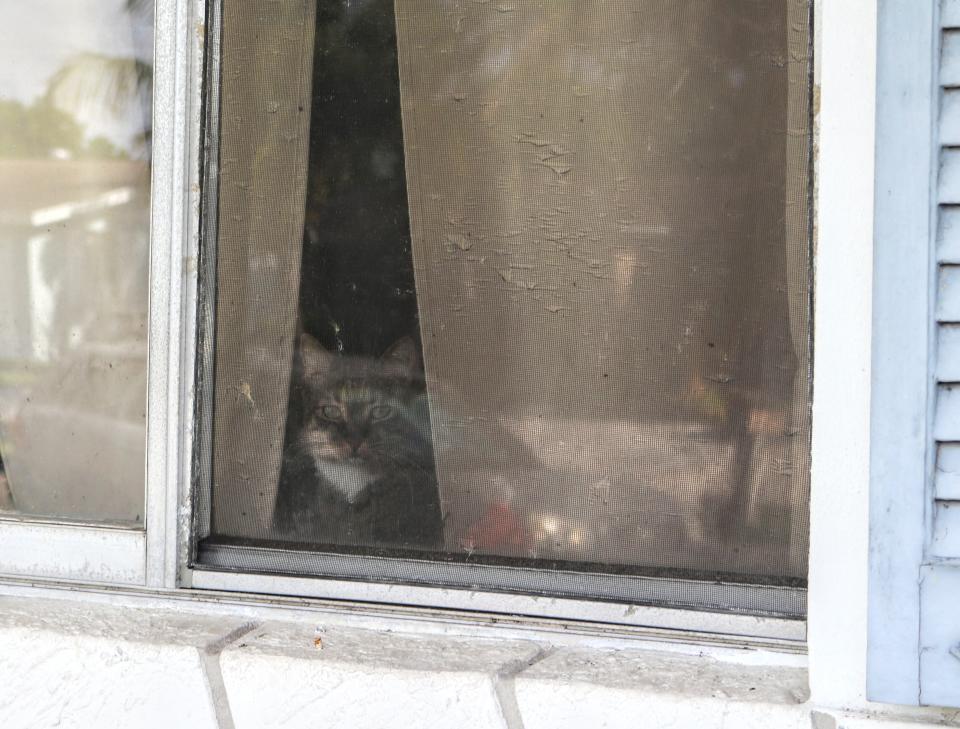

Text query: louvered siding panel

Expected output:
[937,266,960,320]
[920,564,960,707]
[943,29,960,84]
[942,90,960,145]
[936,325,960,380]
[934,385,960,440]
[930,503,960,557]
[935,443,960,499]
[940,151,960,203]
[922,4,960,708]
[937,207,960,261]
[935,11,960,554]
[945,0,960,28]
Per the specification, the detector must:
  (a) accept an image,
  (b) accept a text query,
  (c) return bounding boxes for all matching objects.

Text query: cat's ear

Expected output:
[381,336,420,375]
[299,332,334,380]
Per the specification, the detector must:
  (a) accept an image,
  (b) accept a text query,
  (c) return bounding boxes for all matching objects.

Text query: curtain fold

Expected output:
[211,0,316,537]
[785,0,813,573]
[395,0,812,577]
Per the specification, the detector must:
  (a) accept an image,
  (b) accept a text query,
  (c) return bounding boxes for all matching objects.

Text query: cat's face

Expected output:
[294,334,425,468]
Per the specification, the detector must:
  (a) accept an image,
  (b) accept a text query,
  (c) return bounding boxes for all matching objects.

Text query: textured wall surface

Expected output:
[0,594,958,729]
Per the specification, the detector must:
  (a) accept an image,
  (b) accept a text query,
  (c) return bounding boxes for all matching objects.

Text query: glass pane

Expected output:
[201,0,811,609]
[0,0,153,525]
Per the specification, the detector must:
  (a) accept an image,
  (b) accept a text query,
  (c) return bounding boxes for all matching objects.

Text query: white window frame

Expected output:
[0,520,145,585]
[149,0,813,641]
[144,0,206,592]
[0,0,908,692]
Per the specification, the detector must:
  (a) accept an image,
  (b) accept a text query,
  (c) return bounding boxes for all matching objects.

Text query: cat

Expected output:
[272,331,444,551]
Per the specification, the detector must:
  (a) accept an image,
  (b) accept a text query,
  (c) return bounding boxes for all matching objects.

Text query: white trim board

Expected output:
[0,520,145,586]
[865,0,937,708]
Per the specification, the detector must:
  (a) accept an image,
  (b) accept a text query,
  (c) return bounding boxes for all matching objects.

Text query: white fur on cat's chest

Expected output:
[312,457,376,504]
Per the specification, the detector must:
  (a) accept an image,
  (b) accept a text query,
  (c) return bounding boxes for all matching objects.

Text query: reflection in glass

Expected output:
[204,0,811,597]
[0,0,152,524]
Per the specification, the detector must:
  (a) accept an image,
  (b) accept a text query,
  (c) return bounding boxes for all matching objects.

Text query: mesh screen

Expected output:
[199,0,812,606]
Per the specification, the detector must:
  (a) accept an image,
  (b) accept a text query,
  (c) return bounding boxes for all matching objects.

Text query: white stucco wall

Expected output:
[0,593,957,729]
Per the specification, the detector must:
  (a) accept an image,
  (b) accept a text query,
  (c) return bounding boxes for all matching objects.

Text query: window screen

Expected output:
[196,0,812,616]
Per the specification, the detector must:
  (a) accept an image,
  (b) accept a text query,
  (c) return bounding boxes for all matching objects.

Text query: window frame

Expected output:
[0,0,161,588]
[143,0,815,641]
[0,520,145,585]
[145,0,207,590]
[0,0,894,661]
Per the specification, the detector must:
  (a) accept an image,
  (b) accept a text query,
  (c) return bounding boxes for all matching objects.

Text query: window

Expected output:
[0,0,153,583]
[1,0,958,714]
[0,0,152,524]
[187,0,813,622]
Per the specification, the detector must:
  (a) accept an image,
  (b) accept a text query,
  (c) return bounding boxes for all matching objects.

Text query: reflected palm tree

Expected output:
[43,0,153,156]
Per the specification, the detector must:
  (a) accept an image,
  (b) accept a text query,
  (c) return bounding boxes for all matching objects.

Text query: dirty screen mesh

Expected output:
[197,0,812,611]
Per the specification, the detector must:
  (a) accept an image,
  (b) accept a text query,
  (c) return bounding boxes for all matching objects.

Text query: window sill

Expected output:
[0,588,935,729]
[0,591,810,728]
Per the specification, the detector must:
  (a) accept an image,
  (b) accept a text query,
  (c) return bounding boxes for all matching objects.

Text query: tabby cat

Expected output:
[272,332,444,550]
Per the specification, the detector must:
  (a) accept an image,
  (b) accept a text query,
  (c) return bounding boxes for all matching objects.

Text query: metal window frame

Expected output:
[146,0,208,591]
[0,518,145,586]
[0,0,191,587]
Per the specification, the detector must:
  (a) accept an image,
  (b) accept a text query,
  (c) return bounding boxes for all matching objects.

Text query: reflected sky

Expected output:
[0,0,152,153]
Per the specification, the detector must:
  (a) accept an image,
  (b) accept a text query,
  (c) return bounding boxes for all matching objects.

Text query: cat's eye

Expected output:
[369,405,393,421]
[319,405,344,421]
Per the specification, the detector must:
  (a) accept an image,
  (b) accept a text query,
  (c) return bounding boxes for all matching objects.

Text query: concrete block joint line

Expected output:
[493,647,555,729]
[200,622,260,729]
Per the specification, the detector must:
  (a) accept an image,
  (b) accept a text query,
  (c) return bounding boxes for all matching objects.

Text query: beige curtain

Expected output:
[785,0,813,573]
[211,0,316,537]
[396,1,812,577]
